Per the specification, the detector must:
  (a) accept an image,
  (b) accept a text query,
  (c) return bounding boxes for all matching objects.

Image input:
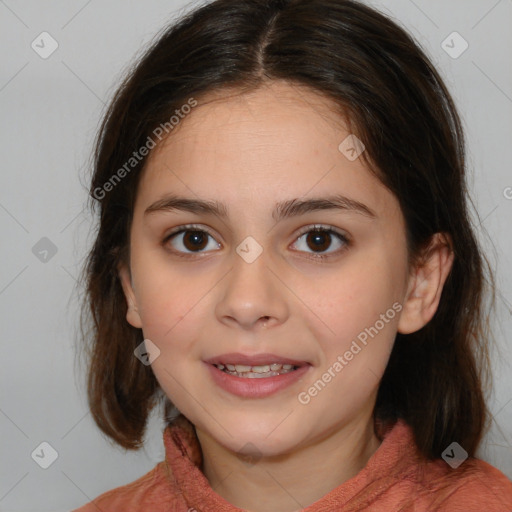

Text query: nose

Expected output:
[215,250,290,331]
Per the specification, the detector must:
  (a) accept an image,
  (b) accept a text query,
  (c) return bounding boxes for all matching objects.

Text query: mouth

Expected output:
[203,353,311,396]
[204,352,310,379]
[213,362,300,378]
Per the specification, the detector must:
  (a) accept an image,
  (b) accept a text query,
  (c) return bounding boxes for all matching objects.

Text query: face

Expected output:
[120,81,413,457]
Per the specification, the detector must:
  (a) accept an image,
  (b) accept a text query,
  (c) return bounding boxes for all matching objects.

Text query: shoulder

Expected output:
[71,461,179,512]
[440,458,512,511]
[381,420,512,510]
[416,457,512,511]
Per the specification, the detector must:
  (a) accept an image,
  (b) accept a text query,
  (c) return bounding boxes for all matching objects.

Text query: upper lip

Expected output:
[204,352,310,367]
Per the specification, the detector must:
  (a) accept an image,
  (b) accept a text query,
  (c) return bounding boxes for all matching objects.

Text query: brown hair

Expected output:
[81,0,495,457]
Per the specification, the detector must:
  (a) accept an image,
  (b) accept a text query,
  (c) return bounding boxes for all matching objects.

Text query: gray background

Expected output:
[0,0,511,510]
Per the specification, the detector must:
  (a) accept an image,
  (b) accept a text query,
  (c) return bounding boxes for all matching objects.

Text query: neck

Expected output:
[196,413,381,512]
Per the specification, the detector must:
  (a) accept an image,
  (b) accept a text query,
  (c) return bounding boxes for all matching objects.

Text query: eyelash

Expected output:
[162,223,350,261]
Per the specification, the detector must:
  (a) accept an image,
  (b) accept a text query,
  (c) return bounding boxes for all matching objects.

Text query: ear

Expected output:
[397,233,454,335]
[118,264,143,329]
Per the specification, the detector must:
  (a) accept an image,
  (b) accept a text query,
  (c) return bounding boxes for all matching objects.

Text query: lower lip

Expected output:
[204,362,311,398]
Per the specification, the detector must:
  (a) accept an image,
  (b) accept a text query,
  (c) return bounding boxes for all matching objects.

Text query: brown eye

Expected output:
[182,230,208,251]
[292,226,348,257]
[165,228,220,254]
[305,230,332,252]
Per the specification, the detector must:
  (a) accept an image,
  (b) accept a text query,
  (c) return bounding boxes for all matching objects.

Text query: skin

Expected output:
[119,80,454,512]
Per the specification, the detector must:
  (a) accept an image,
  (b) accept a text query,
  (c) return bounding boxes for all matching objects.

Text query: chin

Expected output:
[213,414,305,457]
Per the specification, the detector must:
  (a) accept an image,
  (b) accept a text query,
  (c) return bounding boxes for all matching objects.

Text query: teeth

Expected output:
[234,364,253,372]
[214,362,299,378]
[227,369,295,378]
[251,365,271,373]
[217,363,287,373]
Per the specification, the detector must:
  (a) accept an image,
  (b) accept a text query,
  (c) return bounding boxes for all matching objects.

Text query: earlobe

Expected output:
[397,233,454,335]
[118,265,143,329]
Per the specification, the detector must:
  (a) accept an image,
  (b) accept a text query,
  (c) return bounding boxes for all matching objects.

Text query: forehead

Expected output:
[136,81,396,220]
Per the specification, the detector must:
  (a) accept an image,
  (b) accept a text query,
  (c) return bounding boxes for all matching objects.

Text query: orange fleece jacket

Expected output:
[74,415,512,511]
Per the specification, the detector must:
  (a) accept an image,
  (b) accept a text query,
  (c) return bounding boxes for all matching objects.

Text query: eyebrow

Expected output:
[144,194,376,221]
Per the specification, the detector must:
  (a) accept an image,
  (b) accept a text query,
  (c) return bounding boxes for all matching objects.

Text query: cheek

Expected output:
[291,251,404,386]
[297,271,399,419]
[300,262,400,337]
[137,280,206,344]
[135,274,210,401]
[130,237,211,327]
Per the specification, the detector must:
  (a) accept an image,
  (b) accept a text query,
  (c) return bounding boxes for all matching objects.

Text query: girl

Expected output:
[75,0,512,510]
